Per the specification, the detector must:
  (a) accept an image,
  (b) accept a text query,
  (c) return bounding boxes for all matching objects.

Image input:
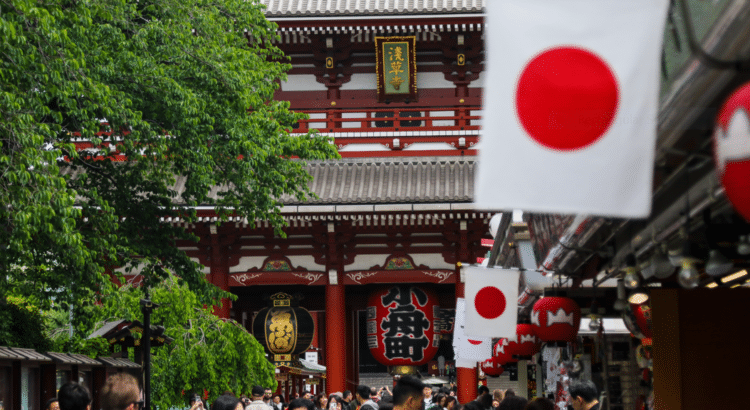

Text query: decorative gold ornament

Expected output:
[390,365,419,375]
[268,309,295,352]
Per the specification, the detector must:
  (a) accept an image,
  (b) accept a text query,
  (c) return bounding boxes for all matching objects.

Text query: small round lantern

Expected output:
[531,296,581,345]
[514,324,542,359]
[714,81,750,222]
[252,292,315,367]
[493,338,518,365]
[366,285,439,370]
[480,356,505,377]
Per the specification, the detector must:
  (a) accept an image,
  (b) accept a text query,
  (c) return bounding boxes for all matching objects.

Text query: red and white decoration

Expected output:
[464,266,520,338]
[714,81,750,222]
[480,356,505,377]
[531,297,581,344]
[493,337,518,365]
[631,301,653,349]
[366,286,439,366]
[477,0,670,217]
[453,298,493,366]
[514,323,542,358]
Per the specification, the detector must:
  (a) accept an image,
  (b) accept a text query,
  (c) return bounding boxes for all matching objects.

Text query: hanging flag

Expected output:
[453,298,492,365]
[464,266,520,338]
[476,0,670,217]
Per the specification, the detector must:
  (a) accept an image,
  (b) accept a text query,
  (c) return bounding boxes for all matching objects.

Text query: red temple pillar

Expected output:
[325,280,346,395]
[209,225,231,319]
[455,278,477,403]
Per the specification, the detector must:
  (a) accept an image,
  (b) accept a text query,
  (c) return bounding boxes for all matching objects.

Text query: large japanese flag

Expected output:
[475,0,670,218]
[465,266,520,338]
[453,298,492,365]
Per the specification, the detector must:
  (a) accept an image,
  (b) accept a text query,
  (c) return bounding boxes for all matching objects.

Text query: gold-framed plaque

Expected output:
[375,36,417,102]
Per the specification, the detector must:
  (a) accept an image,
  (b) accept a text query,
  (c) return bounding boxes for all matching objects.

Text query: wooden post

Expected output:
[325,283,346,395]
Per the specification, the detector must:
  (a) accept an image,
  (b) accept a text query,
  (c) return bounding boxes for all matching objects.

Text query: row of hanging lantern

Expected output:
[481,296,582,376]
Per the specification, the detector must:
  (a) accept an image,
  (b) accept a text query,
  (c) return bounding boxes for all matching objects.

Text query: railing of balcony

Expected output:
[291,106,482,134]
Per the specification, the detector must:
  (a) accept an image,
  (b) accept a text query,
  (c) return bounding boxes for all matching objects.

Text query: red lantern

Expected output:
[514,324,542,358]
[631,302,653,339]
[493,338,518,364]
[480,356,505,377]
[714,81,750,221]
[531,296,581,344]
[366,285,439,366]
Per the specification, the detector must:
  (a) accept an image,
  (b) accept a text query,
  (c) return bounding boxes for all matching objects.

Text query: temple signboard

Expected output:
[375,36,417,102]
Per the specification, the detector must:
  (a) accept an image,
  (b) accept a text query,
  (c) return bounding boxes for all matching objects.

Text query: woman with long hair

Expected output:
[428,393,446,410]
[314,395,328,410]
[326,394,341,410]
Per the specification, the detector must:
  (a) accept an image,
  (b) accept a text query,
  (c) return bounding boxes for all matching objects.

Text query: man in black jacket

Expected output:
[340,391,353,410]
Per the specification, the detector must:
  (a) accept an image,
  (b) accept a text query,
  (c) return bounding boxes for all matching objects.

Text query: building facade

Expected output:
[175,0,493,401]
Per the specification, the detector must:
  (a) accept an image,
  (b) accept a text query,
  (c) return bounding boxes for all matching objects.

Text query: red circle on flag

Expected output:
[474,286,506,319]
[468,339,483,345]
[515,46,619,151]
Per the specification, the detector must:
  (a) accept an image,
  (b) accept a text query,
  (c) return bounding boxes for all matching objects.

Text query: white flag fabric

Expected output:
[465,267,520,338]
[453,298,492,365]
[476,0,670,217]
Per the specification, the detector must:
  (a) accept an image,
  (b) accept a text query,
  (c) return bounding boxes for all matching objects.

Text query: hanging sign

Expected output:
[375,36,418,102]
[436,308,456,334]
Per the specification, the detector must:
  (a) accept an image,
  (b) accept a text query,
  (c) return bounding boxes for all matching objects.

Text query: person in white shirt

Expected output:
[246,386,273,410]
[422,386,433,409]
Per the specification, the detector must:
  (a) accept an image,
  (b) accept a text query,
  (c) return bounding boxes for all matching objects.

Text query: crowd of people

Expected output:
[192,378,597,410]
[44,374,598,410]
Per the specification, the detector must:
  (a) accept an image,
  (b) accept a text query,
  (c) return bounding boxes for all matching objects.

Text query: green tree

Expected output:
[0,0,337,314]
[0,296,52,351]
[49,275,276,408]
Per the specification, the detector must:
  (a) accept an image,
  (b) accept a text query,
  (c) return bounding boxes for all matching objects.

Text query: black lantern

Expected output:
[252,293,315,367]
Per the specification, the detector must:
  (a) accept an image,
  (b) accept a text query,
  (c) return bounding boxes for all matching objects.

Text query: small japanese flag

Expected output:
[453,298,492,365]
[476,0,670,217]
[464,266,520,338]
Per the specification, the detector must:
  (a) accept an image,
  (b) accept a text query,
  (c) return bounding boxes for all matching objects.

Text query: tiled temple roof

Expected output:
[284,157,474,204]
[258,0,485,17]
[63,157,476,206]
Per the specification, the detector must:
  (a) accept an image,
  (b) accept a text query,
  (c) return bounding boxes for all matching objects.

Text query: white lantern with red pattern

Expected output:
[714,81,750,222]
[531,296,581,344]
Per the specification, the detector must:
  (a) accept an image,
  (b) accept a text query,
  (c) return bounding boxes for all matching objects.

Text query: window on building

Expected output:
[372,111,423,128]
